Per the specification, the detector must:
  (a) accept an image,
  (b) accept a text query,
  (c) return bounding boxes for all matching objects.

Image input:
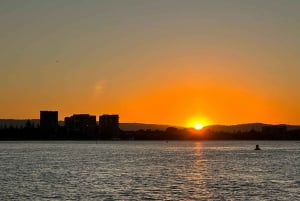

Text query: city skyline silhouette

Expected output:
[0,110,299,141]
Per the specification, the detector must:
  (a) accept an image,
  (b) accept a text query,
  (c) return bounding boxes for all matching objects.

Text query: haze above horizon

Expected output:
[1,0,299,127]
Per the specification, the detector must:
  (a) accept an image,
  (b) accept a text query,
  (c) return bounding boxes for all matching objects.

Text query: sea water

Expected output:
[0,141,299,200]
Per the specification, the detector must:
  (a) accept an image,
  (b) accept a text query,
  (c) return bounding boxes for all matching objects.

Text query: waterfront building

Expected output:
[40,111,58,133]
[99,114,120,139]
[65,114,97,138]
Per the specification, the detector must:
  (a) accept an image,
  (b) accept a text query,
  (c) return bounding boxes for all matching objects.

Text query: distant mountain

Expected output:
[0,119,64,127]
[119,123,174,131]
[203,123,300,132]
[0,119,40,128]
[0,119,299,132]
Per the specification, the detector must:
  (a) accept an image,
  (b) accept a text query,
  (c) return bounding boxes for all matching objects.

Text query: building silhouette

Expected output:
[65,114,97,139]
[40,111,58,134]
[99,114,120,139]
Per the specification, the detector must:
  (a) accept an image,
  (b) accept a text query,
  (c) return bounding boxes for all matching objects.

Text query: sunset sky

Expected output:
[1,0,299,127]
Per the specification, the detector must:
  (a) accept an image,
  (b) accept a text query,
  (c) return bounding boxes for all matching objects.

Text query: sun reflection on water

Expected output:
[187,142,214,199]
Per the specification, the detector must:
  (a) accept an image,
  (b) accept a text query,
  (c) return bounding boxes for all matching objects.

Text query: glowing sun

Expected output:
[186,117,210,130]
[194,123,204,130]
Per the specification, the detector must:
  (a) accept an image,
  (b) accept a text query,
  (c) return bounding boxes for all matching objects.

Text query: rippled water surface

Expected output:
[0,141,299,200]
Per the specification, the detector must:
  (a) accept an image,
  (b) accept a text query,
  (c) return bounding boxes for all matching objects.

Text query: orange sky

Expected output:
[0,1,300,126]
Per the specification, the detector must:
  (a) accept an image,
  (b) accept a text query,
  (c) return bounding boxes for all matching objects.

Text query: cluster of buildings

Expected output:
[40,111,120,139]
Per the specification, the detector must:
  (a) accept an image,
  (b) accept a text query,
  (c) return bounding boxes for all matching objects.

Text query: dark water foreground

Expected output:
[0,141,299,200]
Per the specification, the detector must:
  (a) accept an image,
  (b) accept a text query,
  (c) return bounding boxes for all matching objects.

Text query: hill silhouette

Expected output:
[203,123,300,132]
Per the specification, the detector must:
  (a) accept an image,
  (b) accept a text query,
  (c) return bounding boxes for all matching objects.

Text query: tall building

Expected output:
[64,114,97,138]
[99,114,120,139]
[40,111,58,133]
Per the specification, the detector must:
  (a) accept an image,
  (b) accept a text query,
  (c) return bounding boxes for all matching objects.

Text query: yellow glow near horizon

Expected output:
[194,123,204,130]
[186,117,210,129]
